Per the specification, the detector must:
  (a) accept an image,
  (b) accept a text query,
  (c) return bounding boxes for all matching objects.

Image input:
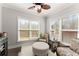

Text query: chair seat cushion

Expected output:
[32,42,49,50]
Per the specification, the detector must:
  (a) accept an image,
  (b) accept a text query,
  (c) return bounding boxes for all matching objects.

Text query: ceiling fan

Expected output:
[28,3,51,13]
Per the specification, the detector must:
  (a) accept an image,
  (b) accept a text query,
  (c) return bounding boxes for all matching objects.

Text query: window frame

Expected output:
[17,18,40,42]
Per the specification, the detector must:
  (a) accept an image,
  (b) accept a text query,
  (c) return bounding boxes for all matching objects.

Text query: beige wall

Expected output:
[0,4,2,32]
[2,7,45,46]
[2,4,79,46]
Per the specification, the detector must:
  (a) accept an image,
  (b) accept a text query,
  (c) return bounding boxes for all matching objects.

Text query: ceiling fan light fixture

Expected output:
[28,3,51,13]
[36,5,41,9]
[37,8,41,13]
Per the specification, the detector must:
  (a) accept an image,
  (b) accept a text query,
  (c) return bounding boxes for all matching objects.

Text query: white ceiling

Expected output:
[2,3,74,17]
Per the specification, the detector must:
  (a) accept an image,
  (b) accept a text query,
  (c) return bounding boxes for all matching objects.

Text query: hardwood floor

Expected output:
[8,47,21,56]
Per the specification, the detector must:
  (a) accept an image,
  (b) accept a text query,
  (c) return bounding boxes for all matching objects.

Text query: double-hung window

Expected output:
[18,18,40,41]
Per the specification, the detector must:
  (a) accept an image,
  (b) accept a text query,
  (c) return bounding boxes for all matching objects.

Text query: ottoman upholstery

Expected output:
[32,42,49,56]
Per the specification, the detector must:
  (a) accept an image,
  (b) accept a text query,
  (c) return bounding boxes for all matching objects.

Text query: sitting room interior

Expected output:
[0,3,79,56]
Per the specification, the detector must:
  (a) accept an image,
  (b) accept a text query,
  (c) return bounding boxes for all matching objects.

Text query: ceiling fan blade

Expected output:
[28,6,35,9]
[41,4,51,10]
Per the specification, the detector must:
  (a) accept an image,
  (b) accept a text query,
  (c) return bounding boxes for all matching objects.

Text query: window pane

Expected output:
[31,30,39,37]
[18,18,29,41]
[20,30,29,41]
[18,19,29,30]
[30,21,40,30]
[62,15,78,29]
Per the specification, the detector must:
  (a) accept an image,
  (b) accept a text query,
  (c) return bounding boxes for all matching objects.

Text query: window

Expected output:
[18,18,40,41]
[50,15,79,43]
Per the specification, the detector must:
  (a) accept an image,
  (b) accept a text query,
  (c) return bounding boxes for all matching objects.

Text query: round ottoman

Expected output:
[32,42,49,56]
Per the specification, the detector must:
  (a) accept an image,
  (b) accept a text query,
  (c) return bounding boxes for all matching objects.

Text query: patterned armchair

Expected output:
[56,42,79,56]
[38,33,49,43]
